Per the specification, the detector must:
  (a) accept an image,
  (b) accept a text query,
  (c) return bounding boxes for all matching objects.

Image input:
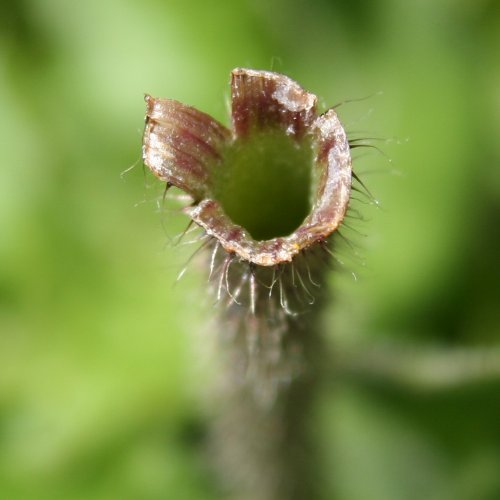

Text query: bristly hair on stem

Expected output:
[142,68,368,500]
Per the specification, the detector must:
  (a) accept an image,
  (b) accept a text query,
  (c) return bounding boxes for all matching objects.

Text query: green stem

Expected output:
[209,247,330,500]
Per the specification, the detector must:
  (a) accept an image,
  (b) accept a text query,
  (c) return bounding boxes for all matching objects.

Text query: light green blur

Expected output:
[1,0,499,499]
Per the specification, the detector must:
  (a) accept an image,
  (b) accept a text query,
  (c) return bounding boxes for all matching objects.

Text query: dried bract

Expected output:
[143,68,352,267]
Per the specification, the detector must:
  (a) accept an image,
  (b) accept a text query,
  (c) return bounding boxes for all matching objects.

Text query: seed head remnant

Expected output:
[142,68,353,314]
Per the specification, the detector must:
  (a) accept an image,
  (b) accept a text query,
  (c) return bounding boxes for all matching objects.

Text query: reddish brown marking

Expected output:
[143,70,351,266]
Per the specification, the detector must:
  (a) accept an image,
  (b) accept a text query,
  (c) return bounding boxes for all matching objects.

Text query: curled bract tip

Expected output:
[142,68,352,266]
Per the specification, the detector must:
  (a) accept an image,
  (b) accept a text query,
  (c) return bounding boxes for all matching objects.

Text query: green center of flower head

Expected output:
[212,131,314,241]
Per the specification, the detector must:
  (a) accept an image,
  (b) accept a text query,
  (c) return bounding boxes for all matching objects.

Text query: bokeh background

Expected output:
[1,0,500,498]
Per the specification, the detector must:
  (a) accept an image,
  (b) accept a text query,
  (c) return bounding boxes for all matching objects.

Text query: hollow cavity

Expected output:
[212,131,313,241]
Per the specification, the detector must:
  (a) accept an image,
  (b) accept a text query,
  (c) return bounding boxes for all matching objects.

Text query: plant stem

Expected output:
[209,247,330,500]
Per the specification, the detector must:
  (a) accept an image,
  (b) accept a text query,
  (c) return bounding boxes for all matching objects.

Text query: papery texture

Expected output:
[231,68,317,140]
[143,95,230,199]
[143,69,352,265]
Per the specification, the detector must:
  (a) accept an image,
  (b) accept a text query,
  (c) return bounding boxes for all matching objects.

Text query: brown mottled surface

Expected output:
[142,69,352,266]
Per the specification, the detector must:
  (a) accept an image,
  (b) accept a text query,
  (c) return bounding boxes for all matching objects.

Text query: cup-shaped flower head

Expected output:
[143,68,351,268]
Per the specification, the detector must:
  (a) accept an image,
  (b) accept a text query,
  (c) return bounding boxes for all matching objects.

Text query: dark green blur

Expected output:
[214,131,312,240]
[1,0,499,499]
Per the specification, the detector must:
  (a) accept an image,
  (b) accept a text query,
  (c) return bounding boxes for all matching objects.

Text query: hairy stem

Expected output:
[209,247,330,500]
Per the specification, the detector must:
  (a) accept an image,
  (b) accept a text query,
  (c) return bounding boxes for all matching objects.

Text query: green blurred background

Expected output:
[1,0,500,498]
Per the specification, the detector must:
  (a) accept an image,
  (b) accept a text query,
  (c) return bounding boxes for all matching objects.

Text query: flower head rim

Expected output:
[142,68,352,266]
